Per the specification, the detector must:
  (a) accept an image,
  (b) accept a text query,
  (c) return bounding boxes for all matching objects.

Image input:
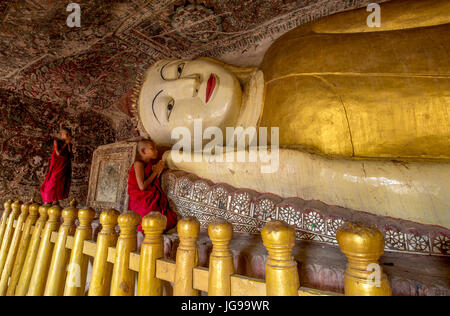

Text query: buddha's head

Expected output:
[138,58,245,145]
[137,57,263,146]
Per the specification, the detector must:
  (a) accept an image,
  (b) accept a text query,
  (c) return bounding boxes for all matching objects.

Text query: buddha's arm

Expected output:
[312,0,450,34]
[163,149,450,229]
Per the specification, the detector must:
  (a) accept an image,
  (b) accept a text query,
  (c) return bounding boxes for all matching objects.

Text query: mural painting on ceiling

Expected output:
[116,0,382,59]
[0,0,141,79]
[2,39,153,114]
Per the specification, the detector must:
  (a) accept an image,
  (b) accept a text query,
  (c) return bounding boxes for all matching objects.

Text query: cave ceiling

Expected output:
[0,0,385,121]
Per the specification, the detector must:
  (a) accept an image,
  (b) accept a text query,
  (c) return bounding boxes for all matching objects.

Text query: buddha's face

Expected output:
[138,58,242,145]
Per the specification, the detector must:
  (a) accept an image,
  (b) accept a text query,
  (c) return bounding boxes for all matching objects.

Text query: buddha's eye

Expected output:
[167,99,174,120]
[177,63,185,78]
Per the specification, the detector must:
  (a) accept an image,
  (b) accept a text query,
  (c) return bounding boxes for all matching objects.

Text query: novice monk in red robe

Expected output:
[40,124,73,204]
[128,139,178,233]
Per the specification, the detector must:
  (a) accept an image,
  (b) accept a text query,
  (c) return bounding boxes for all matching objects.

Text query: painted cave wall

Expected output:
[0,88,119,205]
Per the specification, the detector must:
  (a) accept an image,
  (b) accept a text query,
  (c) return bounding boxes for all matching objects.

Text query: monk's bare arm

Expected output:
[134,161,158,191]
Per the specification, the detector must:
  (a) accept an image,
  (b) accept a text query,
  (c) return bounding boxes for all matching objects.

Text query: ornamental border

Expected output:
[162,170,449,257]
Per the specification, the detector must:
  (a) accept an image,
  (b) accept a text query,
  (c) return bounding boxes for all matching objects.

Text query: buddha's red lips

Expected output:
[206,74,216,103]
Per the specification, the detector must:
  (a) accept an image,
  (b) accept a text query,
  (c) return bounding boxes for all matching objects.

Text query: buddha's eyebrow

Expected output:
[152,90,163,125]
[160,61,171,80]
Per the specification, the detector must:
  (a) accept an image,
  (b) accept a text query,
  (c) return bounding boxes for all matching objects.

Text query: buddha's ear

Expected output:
[197,57,259,85]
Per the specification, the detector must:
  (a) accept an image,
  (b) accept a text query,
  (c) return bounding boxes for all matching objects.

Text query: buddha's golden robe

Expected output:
[261,0,450,160]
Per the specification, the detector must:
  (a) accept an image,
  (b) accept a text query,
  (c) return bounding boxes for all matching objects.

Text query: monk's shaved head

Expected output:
[136,139,158,162]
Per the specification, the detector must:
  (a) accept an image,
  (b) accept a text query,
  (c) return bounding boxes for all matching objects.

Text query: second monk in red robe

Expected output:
[128,139,178,232]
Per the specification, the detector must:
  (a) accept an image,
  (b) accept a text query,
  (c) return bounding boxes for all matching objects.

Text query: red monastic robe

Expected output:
[128,162,177,232]
[40,140,72,203]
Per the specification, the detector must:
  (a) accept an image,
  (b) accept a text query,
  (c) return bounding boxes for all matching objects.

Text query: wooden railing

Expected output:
[0,199,392,296]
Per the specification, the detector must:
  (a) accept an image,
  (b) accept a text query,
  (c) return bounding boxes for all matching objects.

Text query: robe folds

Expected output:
[40,140,72,203]
[128,162,177,232]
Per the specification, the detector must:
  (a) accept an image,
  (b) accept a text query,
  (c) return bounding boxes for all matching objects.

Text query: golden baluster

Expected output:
[44,200,78,296]
[15,204,50,296]
[0,200,12,247]
[336,222,392,296]
[137,212,166,296]
[0,200,30,295]
[261,220,299,296]
[0,200,11,222]
[88,209,119,296]
[208,219,234,296]
[110,212,140,296]
[6,201,40,296]
[27,204,62,296]
[0,201,22,275]
[63,207,95,296]
[173,217,200,296]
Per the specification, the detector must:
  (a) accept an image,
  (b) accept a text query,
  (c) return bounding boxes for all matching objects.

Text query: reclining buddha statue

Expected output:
[135,0,450,228]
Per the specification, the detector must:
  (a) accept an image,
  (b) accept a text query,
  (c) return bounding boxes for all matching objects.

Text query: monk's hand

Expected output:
[152,161,162,171]
[156,160,165,176]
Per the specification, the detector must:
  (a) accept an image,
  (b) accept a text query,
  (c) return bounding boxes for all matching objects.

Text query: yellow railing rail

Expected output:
[0,199,392,296]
